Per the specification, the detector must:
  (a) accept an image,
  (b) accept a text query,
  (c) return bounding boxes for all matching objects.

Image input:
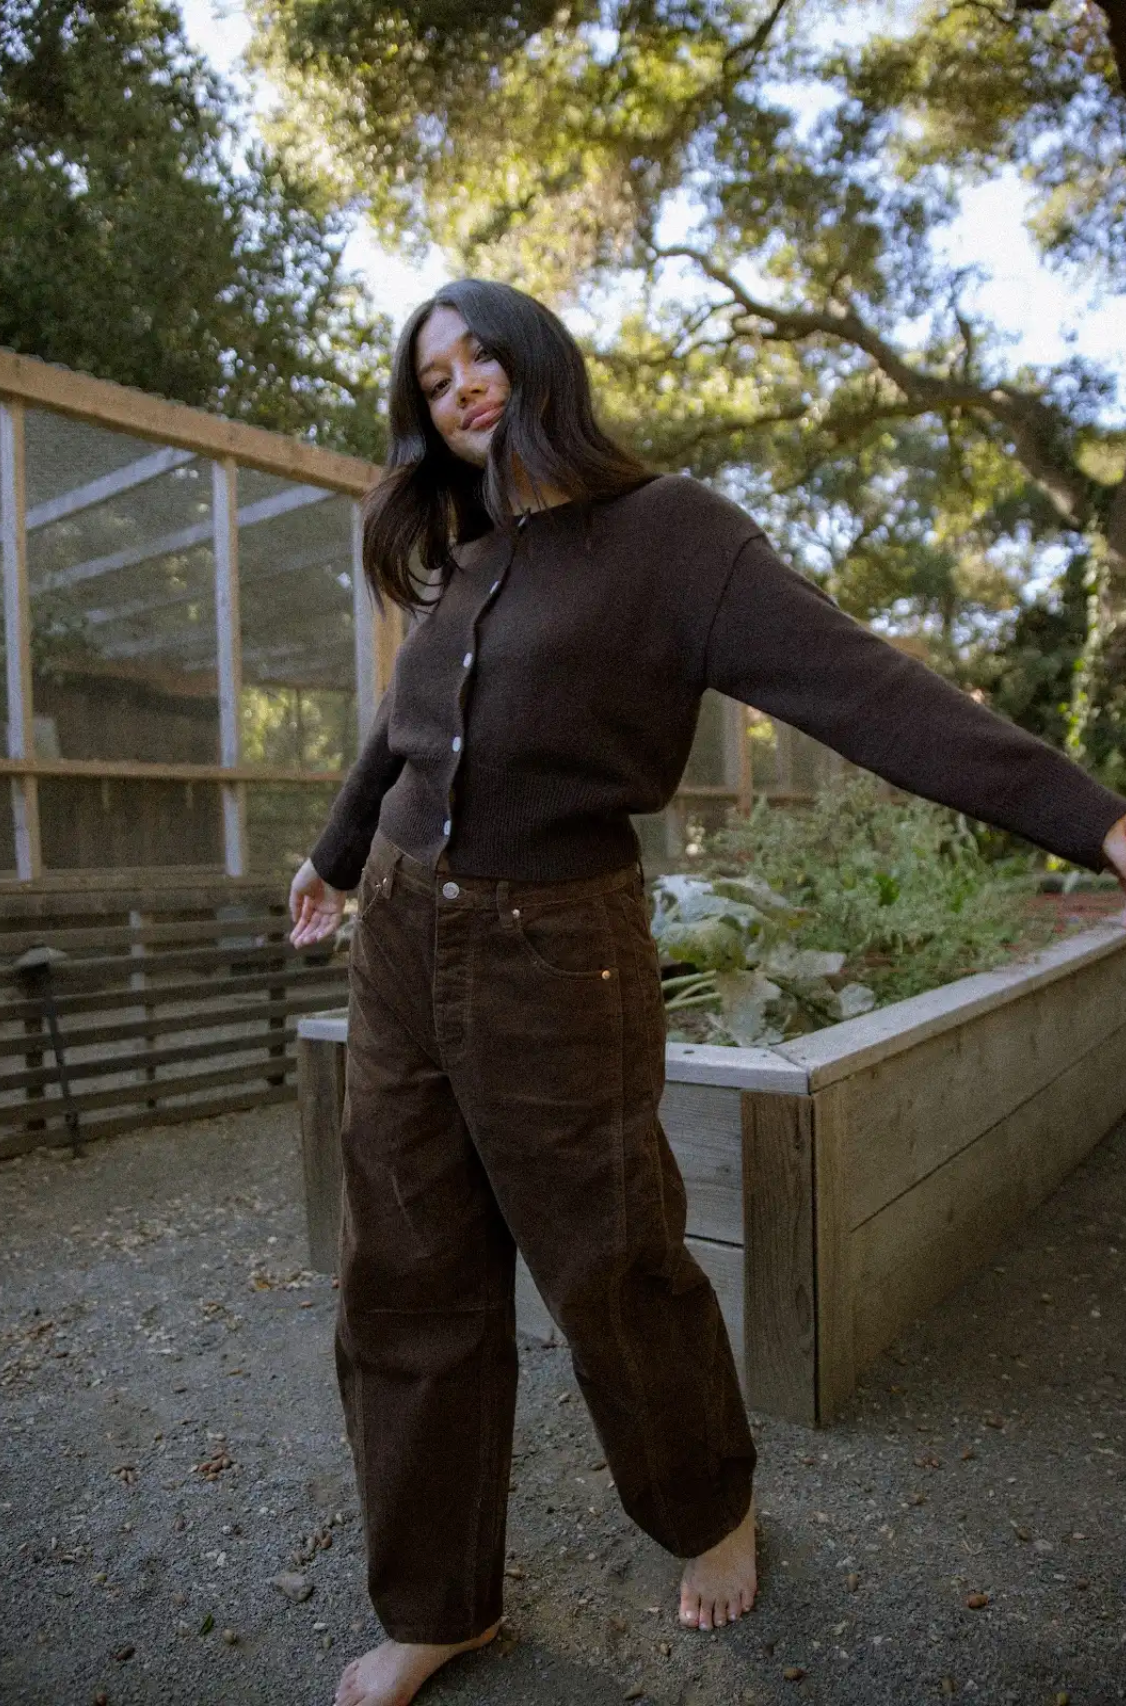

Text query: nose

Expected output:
[455,368,484,406]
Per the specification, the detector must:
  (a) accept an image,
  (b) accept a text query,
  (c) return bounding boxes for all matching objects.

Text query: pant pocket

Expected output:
[501,893,615,979]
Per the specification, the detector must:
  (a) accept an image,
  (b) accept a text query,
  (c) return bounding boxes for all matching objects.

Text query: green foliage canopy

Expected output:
[0,0,391,456]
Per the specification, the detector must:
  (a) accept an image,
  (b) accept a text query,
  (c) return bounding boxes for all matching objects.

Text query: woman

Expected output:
[290,279,1126,1706]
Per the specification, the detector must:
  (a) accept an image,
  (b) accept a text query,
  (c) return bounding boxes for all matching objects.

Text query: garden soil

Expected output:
[2,1098,1124,1706]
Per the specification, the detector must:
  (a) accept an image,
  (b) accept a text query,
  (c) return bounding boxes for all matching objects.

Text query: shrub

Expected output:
[655,774,1051,1043]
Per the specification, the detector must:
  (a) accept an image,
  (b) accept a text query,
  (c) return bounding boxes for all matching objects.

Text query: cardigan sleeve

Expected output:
[703,532,1126,873]
[309,670,404,890]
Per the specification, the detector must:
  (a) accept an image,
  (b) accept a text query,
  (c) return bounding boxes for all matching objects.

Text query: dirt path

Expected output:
[2,1103,1124,1706]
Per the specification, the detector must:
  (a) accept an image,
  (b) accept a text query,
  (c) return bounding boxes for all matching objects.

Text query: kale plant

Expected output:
[654,774,1050,1045]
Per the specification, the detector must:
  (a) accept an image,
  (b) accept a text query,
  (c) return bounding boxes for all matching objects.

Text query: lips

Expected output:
[463,403,504,432]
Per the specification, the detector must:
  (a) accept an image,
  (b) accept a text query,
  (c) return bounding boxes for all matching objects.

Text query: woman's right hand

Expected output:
[289,857,350,948]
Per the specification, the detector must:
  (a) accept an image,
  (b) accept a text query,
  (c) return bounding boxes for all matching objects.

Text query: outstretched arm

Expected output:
[704,533,1126,874]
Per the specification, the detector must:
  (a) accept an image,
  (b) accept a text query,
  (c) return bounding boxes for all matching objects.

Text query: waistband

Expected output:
[368,828,643,910]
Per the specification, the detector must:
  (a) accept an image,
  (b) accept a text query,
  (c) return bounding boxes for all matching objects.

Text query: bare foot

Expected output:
[333,1620,501,1706]
[678,1498,757,1631]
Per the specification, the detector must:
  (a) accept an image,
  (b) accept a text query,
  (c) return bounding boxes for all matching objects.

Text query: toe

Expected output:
[679,1591,701,1629]
[697,1599,713,1632]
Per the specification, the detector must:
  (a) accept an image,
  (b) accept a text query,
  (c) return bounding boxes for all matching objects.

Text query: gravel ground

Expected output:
[1,1102,1124,1706]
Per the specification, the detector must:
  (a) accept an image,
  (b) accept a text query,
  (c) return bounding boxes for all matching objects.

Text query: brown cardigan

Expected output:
[311,474,1126,887]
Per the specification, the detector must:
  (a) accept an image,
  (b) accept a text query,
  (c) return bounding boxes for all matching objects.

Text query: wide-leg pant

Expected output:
[333,829,756,1643]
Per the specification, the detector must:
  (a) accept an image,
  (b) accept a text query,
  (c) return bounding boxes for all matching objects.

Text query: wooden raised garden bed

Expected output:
[296,919,1126,1426]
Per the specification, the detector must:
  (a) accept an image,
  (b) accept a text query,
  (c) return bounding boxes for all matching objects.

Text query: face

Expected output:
[415,305,511,467]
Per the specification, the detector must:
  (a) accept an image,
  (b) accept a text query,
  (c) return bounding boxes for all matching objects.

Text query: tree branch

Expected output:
[722,0,794,76]
[651,242,1100,530]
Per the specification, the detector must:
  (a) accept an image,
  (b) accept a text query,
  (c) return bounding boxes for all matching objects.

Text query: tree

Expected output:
[250,0,1126,780]
[0,0,391,457]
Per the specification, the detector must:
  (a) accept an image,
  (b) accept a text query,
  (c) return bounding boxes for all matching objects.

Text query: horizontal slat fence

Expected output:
[1,876,349,1159]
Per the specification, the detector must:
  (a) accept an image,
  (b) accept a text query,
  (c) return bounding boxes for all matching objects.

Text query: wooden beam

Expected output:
[34,482,334,594]
[26,446,195,530]
[353,499,375,739]
[741,1090,817,1425]
[297,1035,347,1272]
[0,347,379,496]
[738,708,753,816]
[1,399,42,878]
[811,1081,853,1424]
[213,460,246,877]
[0,757,347,783]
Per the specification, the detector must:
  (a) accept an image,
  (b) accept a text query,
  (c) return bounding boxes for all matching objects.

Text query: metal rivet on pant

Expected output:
[601,969,612,979]
[511,908,520,917]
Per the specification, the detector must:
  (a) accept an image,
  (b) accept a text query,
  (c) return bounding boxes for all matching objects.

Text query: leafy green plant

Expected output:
[653,774,1053,1046]
[649,868,877,1048]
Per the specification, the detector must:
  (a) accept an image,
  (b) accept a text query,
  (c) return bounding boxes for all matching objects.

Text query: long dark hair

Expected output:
[362,278,652,613]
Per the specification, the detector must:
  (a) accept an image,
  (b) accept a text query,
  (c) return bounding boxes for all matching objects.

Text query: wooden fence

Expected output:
[1,874,348,1160]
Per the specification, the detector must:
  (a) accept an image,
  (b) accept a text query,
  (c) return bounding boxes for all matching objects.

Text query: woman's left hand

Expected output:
[1102,814,1126,911]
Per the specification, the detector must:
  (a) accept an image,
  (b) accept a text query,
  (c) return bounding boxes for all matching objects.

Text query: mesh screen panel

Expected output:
[25,410,219,765]
[237,470,357,772]
[246,782,342,879]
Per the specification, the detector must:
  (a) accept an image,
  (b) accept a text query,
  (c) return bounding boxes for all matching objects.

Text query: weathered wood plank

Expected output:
[1,397,41,880]
[297,1035,348,1274]
[1,940,321,986]
[779,923,1126,1089]
[665,1042,808,1094]
[662,1081,744,1245]
[689,1236,745,1395]
[0,1026,298,1092]
[0,993,347,1053]
[0,757,347,785]
[0,875,284,915]
[0,914,291,955]
[812,1081,853,1425]
[0,962,346,1024]
[0,1055,295,1128]
[741,1091,816,1425]
[850,1017,1126,1371]
[839,941,1126,1228]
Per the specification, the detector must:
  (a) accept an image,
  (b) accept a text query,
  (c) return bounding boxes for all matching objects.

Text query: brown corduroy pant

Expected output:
[333,828,756,1643]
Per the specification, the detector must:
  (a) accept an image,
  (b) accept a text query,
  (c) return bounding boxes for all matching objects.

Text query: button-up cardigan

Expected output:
[310,474,1126,888]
